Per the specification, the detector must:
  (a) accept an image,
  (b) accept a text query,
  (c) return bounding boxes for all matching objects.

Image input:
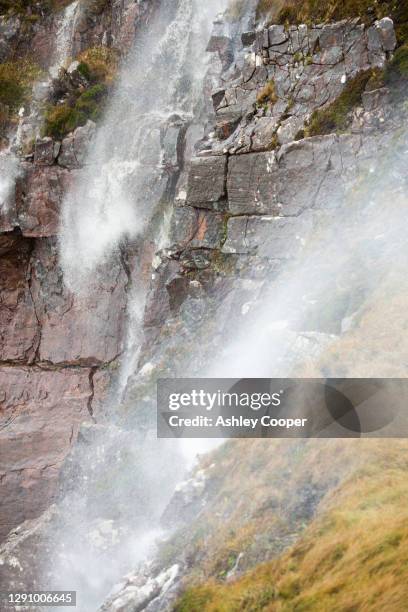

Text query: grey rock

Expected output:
[227,137,339,216]
[189,210,225,249]
[268,25,288,47]
[277,116,305,145]
[227,151,279,215]
[361,88,390,112]
[99,565,180,612]
[186,156,227,206]
[376,17,397,52]
[170,206,198,247]
[0,16,20,41]
[34,138,60,166]
[223,213,314,258]
[0,38,11,62]
[58,120,96,169]
[241,31,256,47]
[319,23,344,50]
[250,117,280,152]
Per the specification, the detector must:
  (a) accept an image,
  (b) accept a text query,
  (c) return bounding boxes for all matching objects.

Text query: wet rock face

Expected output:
[99,563,181,612]
[58,121,96,169]
[136,16,400,378]
[30,238,127,365]
[0,230,127,541]
[0,58,123,551]
[16,165,73,238]
[0,367,92,541]
[206,18,397,156]
[0,237,39,363]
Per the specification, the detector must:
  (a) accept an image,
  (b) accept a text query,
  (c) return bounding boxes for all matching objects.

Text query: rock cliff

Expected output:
[1,0,408,610]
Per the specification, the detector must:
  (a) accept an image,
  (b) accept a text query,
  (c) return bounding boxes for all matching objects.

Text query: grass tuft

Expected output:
[173,441,408,612]
[306,69,376,136]
[256,0,408,45]
[256,80,277,106]
[43,46,118,139]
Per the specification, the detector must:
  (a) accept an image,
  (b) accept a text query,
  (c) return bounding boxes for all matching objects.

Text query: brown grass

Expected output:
[174,441,408,611]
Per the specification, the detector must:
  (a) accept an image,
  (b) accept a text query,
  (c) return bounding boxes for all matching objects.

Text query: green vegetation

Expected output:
[256,0,408,44]
[0,1,73,18]
[384,43,408,83]
[43,104,83,140]
[0,58,42,137]
[0,59,42,111]
[174,441,408,612]
[305,69,377,137]
[43,46,118,139]
[77,46,119,86]
[303,49,408,138]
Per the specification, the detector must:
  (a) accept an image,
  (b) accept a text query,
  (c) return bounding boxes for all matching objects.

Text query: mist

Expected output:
[42,2,408,610]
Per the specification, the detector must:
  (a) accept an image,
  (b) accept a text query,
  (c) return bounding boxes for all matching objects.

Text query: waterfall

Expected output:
[44,2,228,610]
[0,151,20,214]
[50,0,79,79]
[1,1,78,200]
[60,0,224,290]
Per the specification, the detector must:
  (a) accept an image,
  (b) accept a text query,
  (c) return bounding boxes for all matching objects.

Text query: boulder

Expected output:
[376,17,397,52]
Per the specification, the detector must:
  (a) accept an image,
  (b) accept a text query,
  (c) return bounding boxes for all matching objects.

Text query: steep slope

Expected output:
[174,440,408,611]
[1,1,408,610]
[0,0,154,542]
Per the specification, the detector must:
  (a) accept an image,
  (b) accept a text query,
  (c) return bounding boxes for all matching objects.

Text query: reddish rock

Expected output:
[17,164,77,238]
[30,18,57,69]
[0,237,39,363]
[114,2,143,54]
[30,238,127,365]
[0,366,92,541]
[34,137,61,166]
[92,368,114,421]
[0,506,58,591]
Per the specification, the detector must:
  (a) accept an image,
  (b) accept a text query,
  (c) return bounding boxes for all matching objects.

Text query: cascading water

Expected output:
[14,0,79,150]
[59,0,224,288]
[42,2,228,610]
[0,1,78,216]
[50,0,79,79]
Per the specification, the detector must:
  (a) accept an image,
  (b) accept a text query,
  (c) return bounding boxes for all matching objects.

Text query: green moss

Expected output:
[0,59,42,137]
[76,62,92,82]
[43,104,87,139]
[77,46,120,85]
[384,43,408,84]
[270,132,279,150]
[0,78,25,111]
[306,70,374,137]
[75,83,108,121]
[43,86,108,138]
[43,46,117,139]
